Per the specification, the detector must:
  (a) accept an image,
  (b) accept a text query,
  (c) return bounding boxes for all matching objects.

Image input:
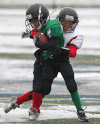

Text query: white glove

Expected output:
[21,29,31,38]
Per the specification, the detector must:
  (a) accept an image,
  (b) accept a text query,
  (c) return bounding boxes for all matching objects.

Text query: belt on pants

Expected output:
[45,54,69,62]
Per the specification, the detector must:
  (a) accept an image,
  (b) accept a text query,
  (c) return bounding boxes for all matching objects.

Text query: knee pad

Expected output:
[42,79,52,95]
[33,79,43,93]
[65,76,77,93]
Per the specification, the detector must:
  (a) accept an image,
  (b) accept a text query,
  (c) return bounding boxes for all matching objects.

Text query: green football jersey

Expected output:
[37,19,65,59]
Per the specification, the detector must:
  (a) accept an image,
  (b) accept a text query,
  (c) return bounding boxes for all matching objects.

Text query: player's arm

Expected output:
[21,27,60,51]
[57,35,83,58]
[67,45,77,57]
[34,27,62,51]
[34,36,60,52]
[67,35,83,57]
[21,29,37,39]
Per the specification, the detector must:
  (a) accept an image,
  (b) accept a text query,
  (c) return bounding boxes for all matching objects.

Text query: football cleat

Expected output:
[29,108,40,120]
[77,108,89,122]
[4,96,19,113]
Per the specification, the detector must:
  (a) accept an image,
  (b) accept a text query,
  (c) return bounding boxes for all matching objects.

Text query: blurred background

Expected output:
[1,0,100,8]
[0,0,100,101]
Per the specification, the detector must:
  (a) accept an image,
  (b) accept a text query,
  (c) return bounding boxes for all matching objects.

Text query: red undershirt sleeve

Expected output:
[67,45,77,58]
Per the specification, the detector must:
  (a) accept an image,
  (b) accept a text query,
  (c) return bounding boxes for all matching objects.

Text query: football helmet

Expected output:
[25,4,49,31]
[56,7,79,33]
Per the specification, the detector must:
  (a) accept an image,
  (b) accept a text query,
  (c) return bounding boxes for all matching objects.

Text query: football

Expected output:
[35,32,49,43]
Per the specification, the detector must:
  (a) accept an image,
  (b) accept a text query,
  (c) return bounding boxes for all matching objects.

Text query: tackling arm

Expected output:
[62,35,83,57]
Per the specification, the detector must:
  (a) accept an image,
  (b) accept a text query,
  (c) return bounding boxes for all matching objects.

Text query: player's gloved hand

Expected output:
[55,47,70,56]
[34,36,50,50]
[34,36,60,52]
[22,29,31,38]
[34,36,42,48]
[31,28,38,38]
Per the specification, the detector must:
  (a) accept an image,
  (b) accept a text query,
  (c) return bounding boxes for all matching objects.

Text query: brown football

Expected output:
[35,32,49,43]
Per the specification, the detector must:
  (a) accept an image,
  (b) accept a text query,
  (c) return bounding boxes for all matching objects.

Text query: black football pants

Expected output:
[41,58,77,95]
[31,56,77,96]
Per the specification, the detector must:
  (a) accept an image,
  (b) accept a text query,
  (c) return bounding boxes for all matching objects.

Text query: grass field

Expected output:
[0,53,100,63]
[0,53,35,59]
[1,101,100,124]
[3,118,99,124]
[0,7,100,124]
[0,53,100,124]
[17,118,100,124]
[71,55,100,63]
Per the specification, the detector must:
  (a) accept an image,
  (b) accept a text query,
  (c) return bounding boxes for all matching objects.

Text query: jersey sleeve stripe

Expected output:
[67,36,78,45]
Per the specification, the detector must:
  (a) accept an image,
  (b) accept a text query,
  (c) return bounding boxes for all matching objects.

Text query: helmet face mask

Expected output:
[61,20,76,33]
[25,4,49,31]
[56,7,79,33]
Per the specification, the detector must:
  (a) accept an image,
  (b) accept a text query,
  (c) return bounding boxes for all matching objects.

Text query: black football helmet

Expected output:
[25,4,49,31]
[56,7,79,33]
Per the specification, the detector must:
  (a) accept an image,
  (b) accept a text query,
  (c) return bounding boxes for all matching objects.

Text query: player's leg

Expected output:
[29,60,45,120]
[4,60,43,114]
[30,61,58,119]
[31,60,44,110]
[60,61,89,122]
[4,91,31,113]
[42,61,58,95]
